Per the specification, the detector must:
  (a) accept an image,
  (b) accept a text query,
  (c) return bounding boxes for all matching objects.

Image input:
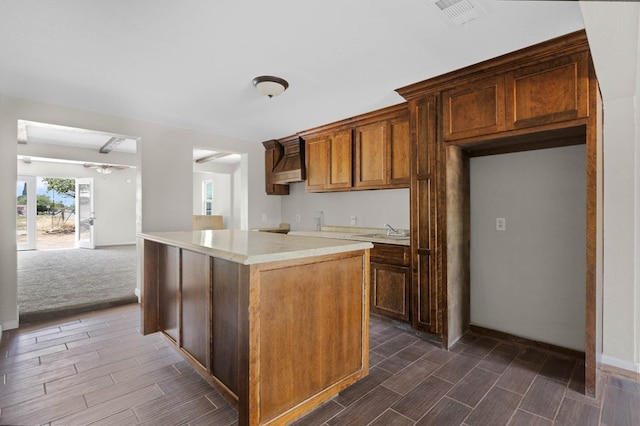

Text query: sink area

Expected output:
[353,233,410,240]
[288,225,410,246]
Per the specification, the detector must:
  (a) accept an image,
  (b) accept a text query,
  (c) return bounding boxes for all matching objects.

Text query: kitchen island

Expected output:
[139,230,372,426]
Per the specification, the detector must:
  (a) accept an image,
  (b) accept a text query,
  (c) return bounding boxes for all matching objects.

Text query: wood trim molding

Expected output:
[396,30,589,100]
[469,324,585,361]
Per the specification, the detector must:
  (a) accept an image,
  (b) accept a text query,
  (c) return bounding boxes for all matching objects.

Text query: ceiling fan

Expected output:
[83,163,129,174]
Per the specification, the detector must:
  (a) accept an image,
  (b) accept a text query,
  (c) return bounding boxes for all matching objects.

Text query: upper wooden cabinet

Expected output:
[300,103,410,193]
[354,114,410,189]
[305,129,352,192]
[442,76,506,142]
[505,51,589,130]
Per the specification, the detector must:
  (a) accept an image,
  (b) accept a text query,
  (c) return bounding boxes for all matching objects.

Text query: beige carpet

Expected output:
[17,245,138,324]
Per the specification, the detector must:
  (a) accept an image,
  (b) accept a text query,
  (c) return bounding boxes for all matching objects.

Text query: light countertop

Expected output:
[139,230,372,265]
[288,225,410,247]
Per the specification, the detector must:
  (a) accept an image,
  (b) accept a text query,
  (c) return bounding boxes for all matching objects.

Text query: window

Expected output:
[202,180,213,215]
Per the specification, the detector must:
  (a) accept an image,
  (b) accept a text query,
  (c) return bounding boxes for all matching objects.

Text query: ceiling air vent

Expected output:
[429,0,485,26]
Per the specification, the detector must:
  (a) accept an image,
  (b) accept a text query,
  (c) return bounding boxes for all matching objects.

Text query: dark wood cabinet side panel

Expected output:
[181,249,211,369]
[142,240,160,335]
[211,257,240,395]
[158,244,180,343]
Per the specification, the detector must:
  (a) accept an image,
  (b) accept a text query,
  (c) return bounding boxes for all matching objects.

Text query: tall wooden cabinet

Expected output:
[410,95,441,335]
[397,30,601,396]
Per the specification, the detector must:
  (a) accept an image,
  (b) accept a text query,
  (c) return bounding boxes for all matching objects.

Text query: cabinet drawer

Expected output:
[370,243,410,267]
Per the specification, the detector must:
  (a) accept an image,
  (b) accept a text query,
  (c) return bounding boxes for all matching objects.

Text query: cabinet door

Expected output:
[181,249,211,370]
[442,76,505,142]
[354,122,387,189]
[506,51,589,130]
[389,116,410,186]
[158,244,180,343]
[371,263,410,322]
[327,129,353,190]
[305,136,329,192]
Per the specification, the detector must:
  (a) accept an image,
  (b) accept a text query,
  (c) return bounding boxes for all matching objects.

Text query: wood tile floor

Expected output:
[1,304,638,426]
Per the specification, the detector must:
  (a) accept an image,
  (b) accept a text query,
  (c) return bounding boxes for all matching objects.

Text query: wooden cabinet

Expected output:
[442,76,505,142]
[443,51,589,143]
[305,129,352,192]
[370,243,410,322]
[411,95,441,335]
[262,140,289,195]
[505,51,589,130]
[354,114,410,189]
[397,30,601,397]
[141,234,370,426]
[301,104,410,193]
[181,250,211,369]
[157,244,180,343]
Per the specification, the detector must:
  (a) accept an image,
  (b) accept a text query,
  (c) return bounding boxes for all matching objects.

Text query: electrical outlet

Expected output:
[295,214,301,223]
[350,215,357,226]
[496,217,506,231]
[261,213,267,222]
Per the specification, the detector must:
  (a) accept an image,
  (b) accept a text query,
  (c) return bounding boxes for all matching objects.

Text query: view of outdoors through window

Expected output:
[16,177,76,247]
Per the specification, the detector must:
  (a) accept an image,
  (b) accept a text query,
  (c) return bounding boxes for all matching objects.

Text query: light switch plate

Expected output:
[496,217,506,231]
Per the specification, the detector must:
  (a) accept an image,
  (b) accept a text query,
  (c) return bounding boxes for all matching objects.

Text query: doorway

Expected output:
[16,121,139,323]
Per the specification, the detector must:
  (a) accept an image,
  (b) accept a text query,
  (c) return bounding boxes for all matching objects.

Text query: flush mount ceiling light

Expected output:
[252,75,289,98]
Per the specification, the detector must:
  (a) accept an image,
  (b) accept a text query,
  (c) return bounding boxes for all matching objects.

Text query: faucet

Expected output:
[385,223,400,236]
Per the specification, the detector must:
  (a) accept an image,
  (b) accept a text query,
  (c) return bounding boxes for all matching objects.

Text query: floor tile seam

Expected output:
[0,383,45,410]
[563,389,604,409]
[1,391,88,425]
[5,364,77,393]
[6,337,78,358]
[415,394,471,425]
[2,343,68,363]
[134,392,215,424]
[364,406,414,426]
[511,375,564,422]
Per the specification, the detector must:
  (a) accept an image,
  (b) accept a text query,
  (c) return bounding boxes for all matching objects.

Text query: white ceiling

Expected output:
[0,1,587,144]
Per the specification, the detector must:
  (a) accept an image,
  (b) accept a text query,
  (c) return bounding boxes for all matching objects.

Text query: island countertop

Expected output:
[138,229,372,265]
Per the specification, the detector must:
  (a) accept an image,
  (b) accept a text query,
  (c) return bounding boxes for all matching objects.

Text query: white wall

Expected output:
[469,146,586,351]
[17,158,137,246]
[580,2,640,373]
[281,183,409,231]
[0,95,280,330]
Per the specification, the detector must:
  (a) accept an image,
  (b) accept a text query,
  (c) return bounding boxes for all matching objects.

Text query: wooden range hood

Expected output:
[270,135,305,184]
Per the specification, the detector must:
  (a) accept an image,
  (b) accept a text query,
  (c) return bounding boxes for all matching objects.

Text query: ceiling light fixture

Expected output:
[252,75,289,98]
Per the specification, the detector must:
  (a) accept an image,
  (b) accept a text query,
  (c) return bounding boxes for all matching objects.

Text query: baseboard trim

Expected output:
[600,355,640,381]
[469,324,585,360]
[1,319,19,331]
